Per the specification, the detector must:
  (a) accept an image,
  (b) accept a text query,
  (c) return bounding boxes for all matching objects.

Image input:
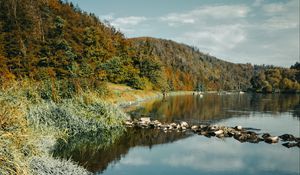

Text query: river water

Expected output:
[57,93,300,175]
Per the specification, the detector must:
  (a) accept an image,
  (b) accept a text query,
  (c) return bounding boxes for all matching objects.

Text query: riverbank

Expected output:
[104,83,206,107]
[0,81,127,175]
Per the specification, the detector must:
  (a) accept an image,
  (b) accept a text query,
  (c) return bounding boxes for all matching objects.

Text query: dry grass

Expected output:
[0,80,128,175]
[105,83,162,105]
[0,99,31,175]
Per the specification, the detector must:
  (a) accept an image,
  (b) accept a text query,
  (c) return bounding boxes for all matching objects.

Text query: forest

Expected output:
[0,0,299,95]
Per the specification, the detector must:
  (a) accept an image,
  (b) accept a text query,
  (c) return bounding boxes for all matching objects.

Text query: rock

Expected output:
[214,130,224,135]
[182,126,187,130]
[234,134,247,142]
[279,134,295,142]
[191,125,199,132]
[216,134,225,138]
[149,123,155,129]
[234,126,243,130]
[209,125,219,131]
[125,121,133,125]
[264,136,279,144]
[140,117,151,123]
[262,133,271,139]
[180,121,189,128]
[200,131,211,138]
[207,131,216,136]
[153,120,161,125]
[199,125,208,129]
[170,123,177,129]
[282,142,298,148]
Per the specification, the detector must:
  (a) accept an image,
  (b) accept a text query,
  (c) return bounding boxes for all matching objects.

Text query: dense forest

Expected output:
[130,37,254,91]
[0,0,299,94]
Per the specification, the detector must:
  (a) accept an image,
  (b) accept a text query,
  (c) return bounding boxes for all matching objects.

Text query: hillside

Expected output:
[130,37,254,91]
[0,0,253,92]
[0,0,299,94]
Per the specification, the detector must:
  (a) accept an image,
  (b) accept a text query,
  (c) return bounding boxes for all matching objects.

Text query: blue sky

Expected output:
[69,0,299,67]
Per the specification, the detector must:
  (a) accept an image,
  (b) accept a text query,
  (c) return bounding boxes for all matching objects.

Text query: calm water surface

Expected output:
[57,93,300,175]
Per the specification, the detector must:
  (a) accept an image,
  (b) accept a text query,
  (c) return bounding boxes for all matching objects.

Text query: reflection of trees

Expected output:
[249,94,300,115]
[129,94,300,123]
[53,128,189,173]
[292,103,300,118]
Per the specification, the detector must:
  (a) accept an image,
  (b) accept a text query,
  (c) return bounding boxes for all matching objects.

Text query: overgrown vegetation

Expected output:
[0,80,127,175]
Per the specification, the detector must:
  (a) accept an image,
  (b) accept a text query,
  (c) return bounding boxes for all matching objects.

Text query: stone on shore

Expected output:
[180,121,189,128]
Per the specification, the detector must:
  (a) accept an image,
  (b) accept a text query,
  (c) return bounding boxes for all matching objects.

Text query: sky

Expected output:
[69,0,299,67]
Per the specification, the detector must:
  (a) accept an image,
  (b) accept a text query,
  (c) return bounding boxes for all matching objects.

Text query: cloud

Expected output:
[160,5,250,26]
[98,1,298,67]
[120,156,150,166]
[160,136,299,173]
[261,1,299,30]
[100,14,148,34]
[262,3,286,13]
[111,16,147,27]
[177,24,246,53]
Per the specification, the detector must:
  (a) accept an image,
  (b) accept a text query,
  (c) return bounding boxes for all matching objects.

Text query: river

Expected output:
[55,93,300,175]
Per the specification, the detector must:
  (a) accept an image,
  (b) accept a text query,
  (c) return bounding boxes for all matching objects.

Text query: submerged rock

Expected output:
[282,142,299,148]
[264,136,279,144]
[279,134,295,142]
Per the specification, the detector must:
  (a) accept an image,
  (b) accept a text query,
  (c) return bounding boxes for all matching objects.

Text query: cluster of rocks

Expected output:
[124,117,300,148]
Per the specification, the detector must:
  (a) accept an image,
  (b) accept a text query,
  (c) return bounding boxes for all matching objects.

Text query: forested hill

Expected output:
[0,0,299,93]
[130,37,254,91]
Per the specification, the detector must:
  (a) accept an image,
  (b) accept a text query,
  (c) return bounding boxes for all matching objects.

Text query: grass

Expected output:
[0,80,128,175]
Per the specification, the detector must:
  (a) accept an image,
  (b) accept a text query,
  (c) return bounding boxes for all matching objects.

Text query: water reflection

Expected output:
[127,93,300,123]
[54,93,300,175]
[100,135,299,175]
[54,128,190,173]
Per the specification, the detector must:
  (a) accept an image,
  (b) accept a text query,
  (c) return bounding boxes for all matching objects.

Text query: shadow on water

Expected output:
[127,93,300,123]
[53,128,190,173]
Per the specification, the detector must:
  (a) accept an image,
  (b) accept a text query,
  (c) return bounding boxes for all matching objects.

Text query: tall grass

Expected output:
[0,79,127,174]
[0,98,32,175]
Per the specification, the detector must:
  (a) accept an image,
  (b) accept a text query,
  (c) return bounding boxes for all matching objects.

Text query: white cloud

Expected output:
[262,3,286,13]
[160,5,250,26]
[111,16,147,27]
[177,24,246,53]
[101,15,148,34]
[261,1,299,30]
[120,156,150,166]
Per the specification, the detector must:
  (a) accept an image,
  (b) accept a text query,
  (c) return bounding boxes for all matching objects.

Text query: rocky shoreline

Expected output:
[125,117,300,148]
